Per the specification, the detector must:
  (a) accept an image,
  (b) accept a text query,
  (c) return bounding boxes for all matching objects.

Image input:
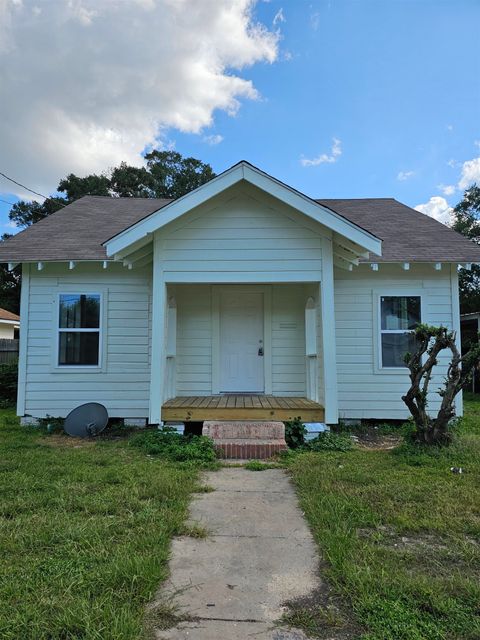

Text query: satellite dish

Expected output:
[64,402,108,438]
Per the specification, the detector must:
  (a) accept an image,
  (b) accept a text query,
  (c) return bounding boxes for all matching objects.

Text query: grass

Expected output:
[285,394,480,640]
[0,409,201,640]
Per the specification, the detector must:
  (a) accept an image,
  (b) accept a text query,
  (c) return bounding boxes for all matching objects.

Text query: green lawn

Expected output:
[0,409,200,640]
[286,395,480,640]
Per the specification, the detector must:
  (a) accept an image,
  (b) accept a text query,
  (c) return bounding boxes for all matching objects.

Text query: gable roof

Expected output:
[0,166,479,264]
[103,161,382,257]
[0,307,20,323]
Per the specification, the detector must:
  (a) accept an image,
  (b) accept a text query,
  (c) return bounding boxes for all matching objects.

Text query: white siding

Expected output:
[157,187,324,283]
[335,264,455,420]
[172,284,308,397]
[271,284,306,395]
[0,323,16,339]
[24,263,151,418]
[174,285,212,396]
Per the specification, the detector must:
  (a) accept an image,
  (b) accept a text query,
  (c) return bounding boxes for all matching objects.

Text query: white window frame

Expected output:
[373,290,423,374]
[52,290,106,372]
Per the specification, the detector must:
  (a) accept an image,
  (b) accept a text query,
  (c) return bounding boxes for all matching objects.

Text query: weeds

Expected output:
[129,426,218,467]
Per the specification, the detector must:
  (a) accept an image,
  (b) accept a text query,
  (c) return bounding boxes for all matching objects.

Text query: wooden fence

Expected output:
[0,339,19,364]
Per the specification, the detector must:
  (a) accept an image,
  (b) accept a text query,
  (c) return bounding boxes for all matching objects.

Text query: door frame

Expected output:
[212,285,272,395]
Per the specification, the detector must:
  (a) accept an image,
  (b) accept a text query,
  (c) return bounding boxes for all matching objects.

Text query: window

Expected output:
[380,296,420,368]
[58,294,101,366]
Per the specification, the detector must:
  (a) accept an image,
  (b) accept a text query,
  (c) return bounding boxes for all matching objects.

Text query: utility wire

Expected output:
[0,171,67,207]
[0,198,16,206]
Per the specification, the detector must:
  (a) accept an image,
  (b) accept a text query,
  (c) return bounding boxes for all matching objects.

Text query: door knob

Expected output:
[258,347,264,356]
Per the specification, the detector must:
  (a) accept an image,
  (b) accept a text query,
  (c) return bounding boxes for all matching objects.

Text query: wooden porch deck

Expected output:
[162,395,325,423]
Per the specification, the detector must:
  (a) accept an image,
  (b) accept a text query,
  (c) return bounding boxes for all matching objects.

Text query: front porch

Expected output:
[162,394,325,423]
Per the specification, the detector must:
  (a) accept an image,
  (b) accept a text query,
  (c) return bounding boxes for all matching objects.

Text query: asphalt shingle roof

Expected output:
[0,307,20,322]
[0,194,479,264]
[316,198,480,263]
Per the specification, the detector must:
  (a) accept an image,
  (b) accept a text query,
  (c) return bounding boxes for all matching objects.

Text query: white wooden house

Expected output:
[0,308,20,340]
[1,161,479,425]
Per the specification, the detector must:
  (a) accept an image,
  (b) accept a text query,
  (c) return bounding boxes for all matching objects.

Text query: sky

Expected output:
[0,0,479,234]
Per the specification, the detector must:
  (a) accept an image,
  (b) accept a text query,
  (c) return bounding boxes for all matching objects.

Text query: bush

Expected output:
[284,417,307,449]
[129,426,217,466]
[307,432,353,452]
[0,358,18,403]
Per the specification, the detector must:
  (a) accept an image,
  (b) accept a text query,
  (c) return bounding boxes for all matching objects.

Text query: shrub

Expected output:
[0,358,18,403]
[284,417,307,449]
[129,426,217,466]
[307,432,353,452]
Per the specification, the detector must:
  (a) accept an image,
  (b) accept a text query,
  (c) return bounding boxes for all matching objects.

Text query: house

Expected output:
[0,307,20,340]
[460,312,480,393]
[0,161,479,426]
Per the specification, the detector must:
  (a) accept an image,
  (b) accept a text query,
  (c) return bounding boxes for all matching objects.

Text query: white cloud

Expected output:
[474,140,480,148]
[458,157,480,190]
[0,0,279,197]
[203,134,224,145]
[415,196,453,226]
[273,8,285,25]
[300,138,342,167]
[438,184,456,196]
[397,170,414,181]
[447,158,457,168]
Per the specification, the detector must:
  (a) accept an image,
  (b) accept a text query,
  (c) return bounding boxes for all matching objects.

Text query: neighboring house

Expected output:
[0,307,20,339]
[0,161,479,425]
[460,312,480,393]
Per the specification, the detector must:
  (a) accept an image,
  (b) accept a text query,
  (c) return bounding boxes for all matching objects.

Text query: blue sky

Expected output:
[1,0,479,231]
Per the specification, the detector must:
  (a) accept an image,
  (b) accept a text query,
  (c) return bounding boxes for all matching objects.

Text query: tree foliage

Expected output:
[402,324,480,445]
[451,184,480,313]
[6,151,215,228]
[0,151,215,312]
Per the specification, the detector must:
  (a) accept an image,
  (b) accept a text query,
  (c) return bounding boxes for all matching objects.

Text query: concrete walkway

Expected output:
[153,468,321,639]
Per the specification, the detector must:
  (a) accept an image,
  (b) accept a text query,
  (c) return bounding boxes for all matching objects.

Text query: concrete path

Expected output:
[153,468,321,639]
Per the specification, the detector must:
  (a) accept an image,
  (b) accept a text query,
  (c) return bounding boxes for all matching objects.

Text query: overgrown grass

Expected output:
[285,397,480,640]
[0,409,200,640]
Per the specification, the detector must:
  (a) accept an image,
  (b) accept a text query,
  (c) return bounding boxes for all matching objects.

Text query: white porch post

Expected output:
[451,263,463,417]
[17,263,30,416]
[149,237,167,424]
[320,237,339,423]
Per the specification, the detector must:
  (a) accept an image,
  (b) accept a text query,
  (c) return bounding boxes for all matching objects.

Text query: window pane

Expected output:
[59,294,100,329]
[381,296,420,330]
[59,332,99,366]
[381,332,417,368]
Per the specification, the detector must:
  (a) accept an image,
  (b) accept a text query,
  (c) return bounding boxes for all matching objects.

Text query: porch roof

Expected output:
[103,161,382,259]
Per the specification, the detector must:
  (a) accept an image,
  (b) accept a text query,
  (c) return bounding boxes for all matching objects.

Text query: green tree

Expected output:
[57,173,111,201]
[451,184,480,313]
[0,151,215,312]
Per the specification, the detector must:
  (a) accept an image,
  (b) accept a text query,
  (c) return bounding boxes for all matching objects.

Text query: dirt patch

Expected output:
[358,526,479,552]
[282,560,363,639]
[353,433,402,451]
[40,434,95,449]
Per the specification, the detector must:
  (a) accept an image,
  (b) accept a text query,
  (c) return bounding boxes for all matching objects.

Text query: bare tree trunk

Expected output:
[402,325,480,446]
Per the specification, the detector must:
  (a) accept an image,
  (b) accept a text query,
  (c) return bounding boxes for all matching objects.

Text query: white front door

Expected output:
[219,291,264,393]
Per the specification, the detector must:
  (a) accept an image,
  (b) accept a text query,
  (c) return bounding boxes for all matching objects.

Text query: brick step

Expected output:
[214,440,287,460]
[202,421,287,459]
[203,421,285,440]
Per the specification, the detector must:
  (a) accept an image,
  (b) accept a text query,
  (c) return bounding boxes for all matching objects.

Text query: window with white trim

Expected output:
[380,296,420,368]
[58,294,101,366]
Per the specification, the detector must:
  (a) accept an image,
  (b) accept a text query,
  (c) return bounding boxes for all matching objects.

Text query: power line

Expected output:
[0,171,67,207]
[0,198,16,206]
